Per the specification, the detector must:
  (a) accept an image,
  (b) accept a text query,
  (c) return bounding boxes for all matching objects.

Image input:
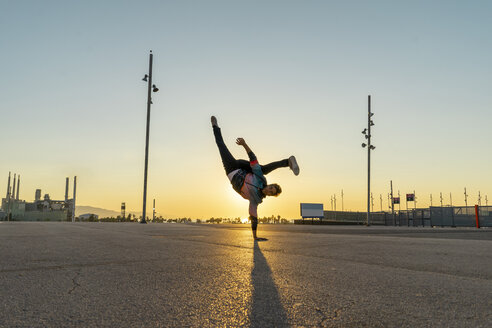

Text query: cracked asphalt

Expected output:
[0,222,491,327]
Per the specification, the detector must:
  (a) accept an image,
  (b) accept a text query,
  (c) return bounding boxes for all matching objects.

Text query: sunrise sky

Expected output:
[1,0,491,219]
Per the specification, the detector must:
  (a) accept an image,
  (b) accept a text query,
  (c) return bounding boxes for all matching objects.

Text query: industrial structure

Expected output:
[1,173,77,221]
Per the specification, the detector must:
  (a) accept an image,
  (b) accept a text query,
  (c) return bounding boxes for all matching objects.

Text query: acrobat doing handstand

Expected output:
[211,116,299,240]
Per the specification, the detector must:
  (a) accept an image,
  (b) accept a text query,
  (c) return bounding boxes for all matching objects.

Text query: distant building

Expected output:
[1,173,76,221]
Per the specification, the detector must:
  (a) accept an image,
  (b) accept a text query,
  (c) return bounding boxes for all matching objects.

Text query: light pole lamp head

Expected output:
[152,84,159,92]
[369,145,376,150]
[370,120,374,126]
[362,143,367,148]
[362,128,367,134]
[142,74,149,82]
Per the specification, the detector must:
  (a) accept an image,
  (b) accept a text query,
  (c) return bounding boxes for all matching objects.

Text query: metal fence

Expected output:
[428,206,492,227]
[323,211,389,225]
[323,206,492,227]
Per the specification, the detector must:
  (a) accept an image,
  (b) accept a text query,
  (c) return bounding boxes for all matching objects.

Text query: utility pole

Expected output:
[341,189,344,212]
[370,192,374,212]
[141,51,159,224]
[361,95,375,226]
[398,190,401,212]
[464,187,468,207]
[72,176,77,222]
[380,194,383,212]
[390,180,394,214]
[430,194,433,207]
[153,199,156,221]
[478,191,481,206]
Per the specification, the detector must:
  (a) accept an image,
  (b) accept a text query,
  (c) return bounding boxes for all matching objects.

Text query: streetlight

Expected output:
[361,95,375,225]
[141,50,159,224]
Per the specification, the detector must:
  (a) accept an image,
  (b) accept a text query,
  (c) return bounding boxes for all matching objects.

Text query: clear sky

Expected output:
[1,0,491,219]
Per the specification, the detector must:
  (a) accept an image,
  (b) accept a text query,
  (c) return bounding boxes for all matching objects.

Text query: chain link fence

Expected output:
[322,206,492,227]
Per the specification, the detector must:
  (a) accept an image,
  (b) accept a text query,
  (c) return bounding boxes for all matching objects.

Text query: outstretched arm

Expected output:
[236,138,252,154]
[237,138,264,176]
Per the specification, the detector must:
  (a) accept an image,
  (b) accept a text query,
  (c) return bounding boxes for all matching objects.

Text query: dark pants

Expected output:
[213,126,289,176]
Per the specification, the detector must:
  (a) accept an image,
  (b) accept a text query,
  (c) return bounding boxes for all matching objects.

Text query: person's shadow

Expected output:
[250,240,289,327]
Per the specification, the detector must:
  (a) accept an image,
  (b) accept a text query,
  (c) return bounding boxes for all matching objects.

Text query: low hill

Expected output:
[76,206,121,218]
[75,205,173,219]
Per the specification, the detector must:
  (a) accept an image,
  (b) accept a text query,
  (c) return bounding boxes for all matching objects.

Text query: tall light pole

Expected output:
[390,180,394,214]
[153,198,156,221]
[361,95,375,225]
[371,192,374,212]
[398,190,401,212]
[341,189,344,212]
[72,176,77,222]
[141,50,159,224]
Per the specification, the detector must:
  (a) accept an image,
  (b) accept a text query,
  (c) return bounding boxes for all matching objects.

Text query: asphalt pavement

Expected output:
[0,222,491,327]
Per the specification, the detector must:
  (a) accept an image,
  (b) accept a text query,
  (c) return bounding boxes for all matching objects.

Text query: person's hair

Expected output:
[271,183,282,196]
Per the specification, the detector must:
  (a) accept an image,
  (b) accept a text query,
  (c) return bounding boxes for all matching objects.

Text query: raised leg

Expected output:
[260,159,289,175]
[213,124,238,175]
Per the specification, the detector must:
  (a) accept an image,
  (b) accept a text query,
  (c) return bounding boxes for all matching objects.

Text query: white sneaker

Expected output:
[288,156,299,176]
